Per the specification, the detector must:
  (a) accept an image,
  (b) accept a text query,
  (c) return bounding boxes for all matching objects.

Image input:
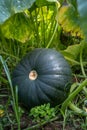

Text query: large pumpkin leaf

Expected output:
[1,13,33,43]
[0,5,56,43]
[58,4,83,37]
[77,0,87,18]
[0,0,35,24]
[77,0,87,37]
[67,0,87,38]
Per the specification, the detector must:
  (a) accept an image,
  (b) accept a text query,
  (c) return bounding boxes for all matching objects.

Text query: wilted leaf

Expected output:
[1,13,33,43]
[0,0,35,24]
[58,4,83,37]
[68,0,87,38]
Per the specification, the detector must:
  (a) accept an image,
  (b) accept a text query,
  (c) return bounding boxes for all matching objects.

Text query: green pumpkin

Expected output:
[12,48,72,109]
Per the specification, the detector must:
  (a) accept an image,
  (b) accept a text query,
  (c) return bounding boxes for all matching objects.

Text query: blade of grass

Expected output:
[46,2,59,48]
[0,55,21,130]
[46,22,58,48]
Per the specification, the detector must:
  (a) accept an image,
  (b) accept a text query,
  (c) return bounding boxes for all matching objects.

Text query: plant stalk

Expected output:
[69,102,87,116]
[61,79,87,114]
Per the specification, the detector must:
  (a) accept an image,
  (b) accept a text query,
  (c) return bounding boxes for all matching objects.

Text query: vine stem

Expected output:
[80,40,87,127]
[80,40,87,95]
[46,1,59,48]
[80,41,86,78]
[46,22,58,48]
[69,102,87,116]
[61,79,87,114]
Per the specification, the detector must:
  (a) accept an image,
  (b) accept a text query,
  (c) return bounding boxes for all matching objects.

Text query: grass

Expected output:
[0,5,87,130]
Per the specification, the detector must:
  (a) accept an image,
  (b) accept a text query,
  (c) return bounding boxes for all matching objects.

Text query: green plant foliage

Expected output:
[62,44,81,65]
[67,0,77,8]
[0,0,35,24]
[58,4,83,37]
[77,0,87,37]
[29,103,56,123]
[0,105,4,118]
[1,13,33,43]
[81,40,87,61]
[1,5,57,44]
[68,0,87,38]
[36,0,49,6]
[77,0,87,18]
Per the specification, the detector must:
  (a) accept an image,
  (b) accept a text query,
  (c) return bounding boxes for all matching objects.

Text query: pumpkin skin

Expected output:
[12,48,72,109]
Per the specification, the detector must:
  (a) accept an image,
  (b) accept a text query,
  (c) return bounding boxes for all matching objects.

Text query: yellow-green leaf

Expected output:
[0,109,4,117]
[58,5,83,38]
[1,13,33,43]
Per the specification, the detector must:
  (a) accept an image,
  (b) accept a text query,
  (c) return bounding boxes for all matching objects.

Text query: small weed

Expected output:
[29,103,56,123]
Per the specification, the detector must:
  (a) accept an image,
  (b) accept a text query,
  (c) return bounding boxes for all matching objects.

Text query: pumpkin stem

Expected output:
[29,70,38,80]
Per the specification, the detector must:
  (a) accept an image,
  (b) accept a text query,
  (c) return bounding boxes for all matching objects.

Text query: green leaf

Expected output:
[77,0,87,18]
[64,44,81,60]
[61,44,81,65]
[1,13,33,43]
[0,0,35,24]
[58,4,83,37]
[36,0,49,6]
[58,1,87,39]
[77,0,87,37]
[36,0,56,7]
[67,0,77,9]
